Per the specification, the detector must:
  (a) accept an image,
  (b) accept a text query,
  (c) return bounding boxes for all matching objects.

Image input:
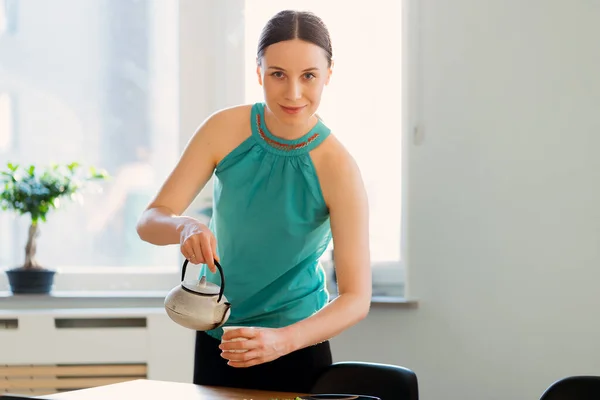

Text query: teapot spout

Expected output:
[214,301,231,329]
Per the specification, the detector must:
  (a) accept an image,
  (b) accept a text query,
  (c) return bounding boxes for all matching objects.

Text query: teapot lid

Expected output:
[180,259,226,302]
[182,276,221,296]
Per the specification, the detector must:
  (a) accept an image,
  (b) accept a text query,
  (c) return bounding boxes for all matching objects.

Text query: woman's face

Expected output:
[257,39,332,127]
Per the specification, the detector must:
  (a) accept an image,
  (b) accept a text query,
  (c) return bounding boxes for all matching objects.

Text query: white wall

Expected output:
[331,1,600,400]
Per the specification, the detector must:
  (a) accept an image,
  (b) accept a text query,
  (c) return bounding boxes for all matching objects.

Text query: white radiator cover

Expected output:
[0,307,196,393]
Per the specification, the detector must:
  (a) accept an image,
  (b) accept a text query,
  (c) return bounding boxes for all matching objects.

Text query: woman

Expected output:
[137,9,371,393]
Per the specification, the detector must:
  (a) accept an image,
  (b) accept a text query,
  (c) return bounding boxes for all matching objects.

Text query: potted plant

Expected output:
[0,162,109,294]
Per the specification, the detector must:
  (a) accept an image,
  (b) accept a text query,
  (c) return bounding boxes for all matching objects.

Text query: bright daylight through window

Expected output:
[245,1,404,296]
[0,1,404,296]
[0,1,179,273]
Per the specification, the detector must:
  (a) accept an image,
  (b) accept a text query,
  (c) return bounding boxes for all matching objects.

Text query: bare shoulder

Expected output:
[311,134,359,175]
[200,104,252,141]
[310,134,366,207]
[195,104,253,163]
[206,104,252,127]
[142,104,253,215]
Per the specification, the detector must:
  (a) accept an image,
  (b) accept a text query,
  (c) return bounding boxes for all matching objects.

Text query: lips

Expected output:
[280,104,306,114]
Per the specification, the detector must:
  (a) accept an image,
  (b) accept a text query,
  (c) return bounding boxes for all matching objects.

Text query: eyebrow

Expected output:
[267,66,319,72]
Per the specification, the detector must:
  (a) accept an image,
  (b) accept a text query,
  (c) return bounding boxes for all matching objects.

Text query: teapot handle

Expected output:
[181,258,226,303]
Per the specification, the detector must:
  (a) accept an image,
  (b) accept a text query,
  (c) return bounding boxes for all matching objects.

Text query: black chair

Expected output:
[539,376,600,400]
[310,361,418,400]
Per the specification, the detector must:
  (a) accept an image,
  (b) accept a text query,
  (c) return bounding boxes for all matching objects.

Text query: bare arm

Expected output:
[282,142,372,351]
[136,112,223,268]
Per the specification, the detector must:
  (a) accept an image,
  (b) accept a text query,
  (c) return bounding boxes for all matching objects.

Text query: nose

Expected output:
[285,81,302,101]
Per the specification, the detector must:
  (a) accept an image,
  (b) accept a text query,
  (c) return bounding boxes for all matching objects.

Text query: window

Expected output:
[0,0,179,272]
[0,93,14,271]
[0,93,12,151]
[244,1,405,295]
[0,1,407,297]
[0,0,17,37]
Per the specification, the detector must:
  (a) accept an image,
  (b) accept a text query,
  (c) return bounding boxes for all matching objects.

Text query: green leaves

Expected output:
[0,162,110,224]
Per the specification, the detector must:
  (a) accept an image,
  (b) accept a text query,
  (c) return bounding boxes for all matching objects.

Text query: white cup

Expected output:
[221,326,251,353]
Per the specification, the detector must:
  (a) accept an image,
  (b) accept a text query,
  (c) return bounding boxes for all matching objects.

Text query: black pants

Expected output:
[193,331,332,393]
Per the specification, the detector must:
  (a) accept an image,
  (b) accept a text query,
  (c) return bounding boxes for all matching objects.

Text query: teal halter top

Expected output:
[201,102,332,340]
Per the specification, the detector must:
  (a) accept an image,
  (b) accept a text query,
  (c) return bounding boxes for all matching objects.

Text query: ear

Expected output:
[325,59,334,85]
[256,58,263,86]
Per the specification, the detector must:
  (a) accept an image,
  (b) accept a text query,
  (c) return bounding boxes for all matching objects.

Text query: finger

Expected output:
[189,235,204,265]
[221,328,254,341]
[210,234,219,262]
[181,241,195,261]
[238,327,259,339]
[226,355,263,368]
[198,232,215,272]
[228,361,258,368]
[219,338,259,352]
[220,349,260,363]
[221,329,241,341]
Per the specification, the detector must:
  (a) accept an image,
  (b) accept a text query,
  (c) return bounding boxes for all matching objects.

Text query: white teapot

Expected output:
[164,258,231,331]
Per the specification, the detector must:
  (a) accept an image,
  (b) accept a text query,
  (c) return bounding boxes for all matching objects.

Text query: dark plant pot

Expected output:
[6,267,56,294]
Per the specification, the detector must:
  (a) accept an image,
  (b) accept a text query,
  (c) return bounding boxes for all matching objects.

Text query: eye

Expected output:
[303,72,316,80]
[270,71,285,79]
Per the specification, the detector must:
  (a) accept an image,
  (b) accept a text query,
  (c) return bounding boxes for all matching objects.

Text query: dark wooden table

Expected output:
[37,379,306,399]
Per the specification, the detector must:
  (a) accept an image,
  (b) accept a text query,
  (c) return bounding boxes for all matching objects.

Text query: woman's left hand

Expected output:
[219,327,293,368]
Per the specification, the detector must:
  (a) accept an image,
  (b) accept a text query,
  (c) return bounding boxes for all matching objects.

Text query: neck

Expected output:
[264,107,318,140]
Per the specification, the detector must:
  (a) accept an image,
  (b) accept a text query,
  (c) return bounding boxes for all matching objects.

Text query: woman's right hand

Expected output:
[178,219,219,273]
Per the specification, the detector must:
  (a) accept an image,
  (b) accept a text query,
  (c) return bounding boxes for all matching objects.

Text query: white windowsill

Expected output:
[0,261,414,308]
[0,290,417,309]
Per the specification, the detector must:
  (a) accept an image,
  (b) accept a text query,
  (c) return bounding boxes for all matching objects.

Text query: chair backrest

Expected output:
[539,376,600,400]
[310,361,418,400]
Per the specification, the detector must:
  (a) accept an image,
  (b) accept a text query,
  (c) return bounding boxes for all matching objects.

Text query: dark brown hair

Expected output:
[257,10,333,67]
